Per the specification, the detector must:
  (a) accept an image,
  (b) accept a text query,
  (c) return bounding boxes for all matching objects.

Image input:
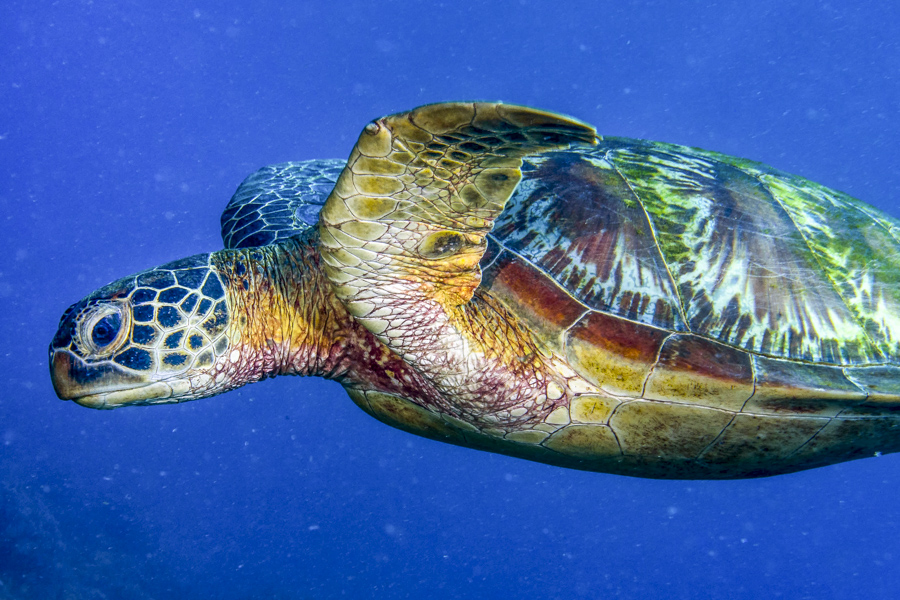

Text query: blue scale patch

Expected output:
[131,324,157,345]
[131,288,157,304]
[158,287,188,304]
[50,251,231,377]
[220,159,345,249]
[132,305,155,322]
[137,270,175,290]
[157,306,183,329]
[180,293,199,312]
[114,347,153,371]
[188,334,204,351]
[201,274,224,300]
[175,267,209,289]
[164,330,184,349]
[162,353,188,367]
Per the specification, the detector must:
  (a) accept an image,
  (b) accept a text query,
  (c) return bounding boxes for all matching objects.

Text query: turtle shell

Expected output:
[481,139,900,414]
[215,135,900,478]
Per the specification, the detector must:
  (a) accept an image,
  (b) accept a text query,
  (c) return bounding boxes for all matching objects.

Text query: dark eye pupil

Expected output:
[91,313,122,347]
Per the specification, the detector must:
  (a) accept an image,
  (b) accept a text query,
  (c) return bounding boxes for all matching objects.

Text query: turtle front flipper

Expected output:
[220,159,346,249]
[318,102,596,424]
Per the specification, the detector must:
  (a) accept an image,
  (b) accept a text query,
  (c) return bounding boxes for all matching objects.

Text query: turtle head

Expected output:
[49,254,233,409]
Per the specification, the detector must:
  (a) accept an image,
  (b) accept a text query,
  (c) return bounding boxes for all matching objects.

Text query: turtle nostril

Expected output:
[91,313,122,348]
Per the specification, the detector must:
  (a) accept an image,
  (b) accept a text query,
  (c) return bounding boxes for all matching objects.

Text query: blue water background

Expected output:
[4,1,900,598]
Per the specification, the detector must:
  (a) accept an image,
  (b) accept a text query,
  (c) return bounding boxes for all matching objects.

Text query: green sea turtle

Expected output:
[49,102,900,479]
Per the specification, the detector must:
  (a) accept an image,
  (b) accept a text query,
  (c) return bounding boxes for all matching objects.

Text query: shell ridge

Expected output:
[695,413,739,462]
[837,367,871,408]
[640,331,677,399]
[783,417,834,460]
[606,148,692,330]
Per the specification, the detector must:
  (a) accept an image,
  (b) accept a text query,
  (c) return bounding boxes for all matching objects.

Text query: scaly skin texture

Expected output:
[212,230,443,405]
[213,230,575,429]
[361,285,573,427]
[318,102,597,424]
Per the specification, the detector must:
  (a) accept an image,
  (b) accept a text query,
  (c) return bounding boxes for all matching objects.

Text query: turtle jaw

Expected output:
[67,385,183,409]
[50,349,186,409]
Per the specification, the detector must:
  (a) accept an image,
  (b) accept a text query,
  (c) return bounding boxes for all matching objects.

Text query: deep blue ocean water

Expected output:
[4,1,900,598]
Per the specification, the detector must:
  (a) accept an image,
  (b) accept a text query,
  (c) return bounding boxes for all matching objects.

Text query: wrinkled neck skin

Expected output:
[211,230,440,403]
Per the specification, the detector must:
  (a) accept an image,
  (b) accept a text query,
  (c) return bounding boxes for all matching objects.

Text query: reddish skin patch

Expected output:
[445,290,569,425]
[213,231,445,409]
[215,230,569,428]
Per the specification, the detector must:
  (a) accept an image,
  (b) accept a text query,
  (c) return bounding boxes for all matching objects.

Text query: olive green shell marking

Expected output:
[493,140,900,365]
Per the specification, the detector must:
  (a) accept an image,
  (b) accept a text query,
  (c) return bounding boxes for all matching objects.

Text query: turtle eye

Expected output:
[79,303,130,356]
[91,313,122,348]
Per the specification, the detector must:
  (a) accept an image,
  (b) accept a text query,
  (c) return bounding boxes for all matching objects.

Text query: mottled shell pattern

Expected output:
[486,139,900,396]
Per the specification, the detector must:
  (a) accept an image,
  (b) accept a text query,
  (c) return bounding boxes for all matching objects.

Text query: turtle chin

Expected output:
[69,385,184,409]
[50,350,187,409]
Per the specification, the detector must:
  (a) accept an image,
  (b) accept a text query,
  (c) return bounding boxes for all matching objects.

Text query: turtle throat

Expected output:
[211,231,352,384]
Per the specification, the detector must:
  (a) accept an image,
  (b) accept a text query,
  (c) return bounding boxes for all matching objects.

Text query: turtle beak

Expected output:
[50,350,156,409]
[50,350,89,401]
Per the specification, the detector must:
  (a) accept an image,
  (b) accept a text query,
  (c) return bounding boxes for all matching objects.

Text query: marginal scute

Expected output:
[505,429,550,444]
[699,414,829,468]
[793,417,900,464]
[746,356,865,416]
[564,311,668,396]
[570,395,620,424]
[441,413,479,433]
[643,334,754,412]
[843,365,900,404]
[610,401,733,460]
[542,424,621,459]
